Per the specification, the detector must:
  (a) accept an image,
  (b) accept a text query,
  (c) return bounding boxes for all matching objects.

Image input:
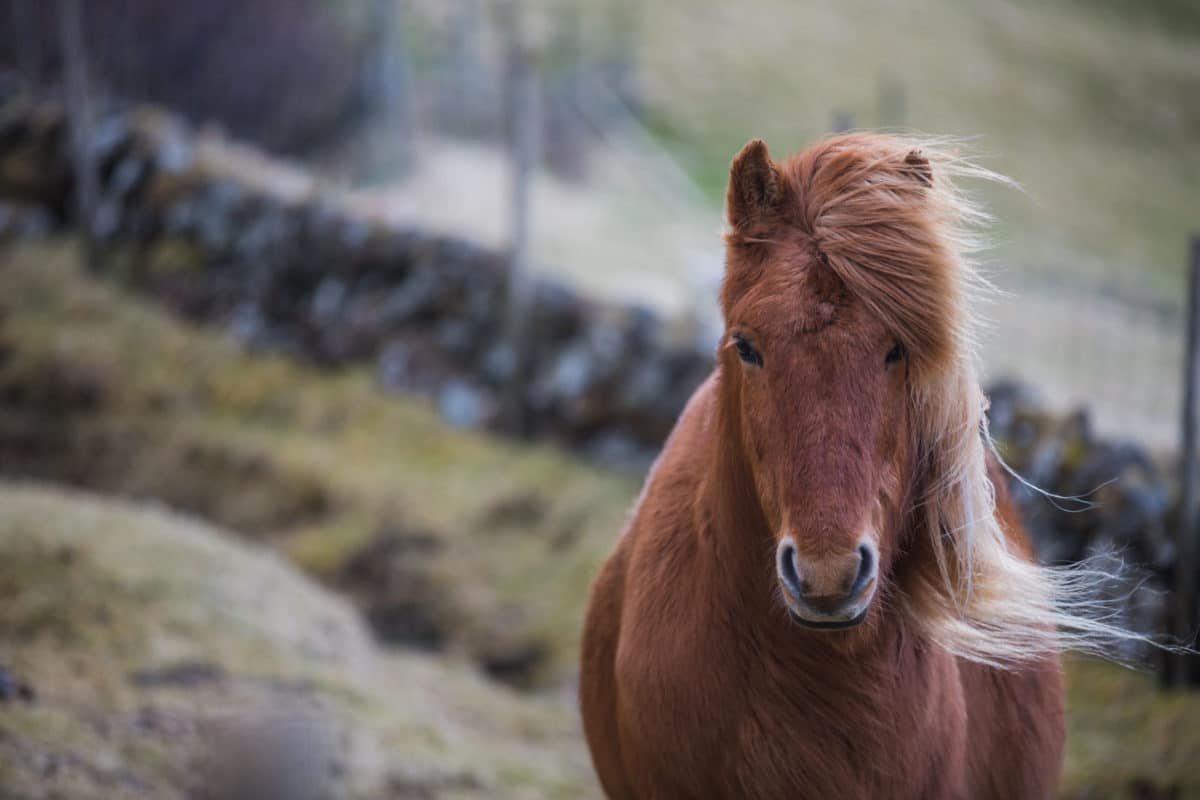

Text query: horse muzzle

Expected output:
[776,537,878,629]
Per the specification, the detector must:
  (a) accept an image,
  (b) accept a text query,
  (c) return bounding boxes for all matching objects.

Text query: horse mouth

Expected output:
[786,607,869,630]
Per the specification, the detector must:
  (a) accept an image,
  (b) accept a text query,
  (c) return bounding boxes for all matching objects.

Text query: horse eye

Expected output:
[885,341,905,366]
[733,335,763,367]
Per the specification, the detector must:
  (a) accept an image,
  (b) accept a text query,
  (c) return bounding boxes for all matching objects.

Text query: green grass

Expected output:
[606,0,1200,298]
[1063,657,1200,798]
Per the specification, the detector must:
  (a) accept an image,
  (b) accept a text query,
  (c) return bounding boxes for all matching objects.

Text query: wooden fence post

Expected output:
[877,77,907,129]
[10,0,40,86]
[499,2,539,435]
[57,0,98,268]
[362,0,414,176]
[1171,235,1200,687]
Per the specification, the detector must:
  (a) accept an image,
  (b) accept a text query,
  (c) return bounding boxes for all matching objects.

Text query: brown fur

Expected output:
[580,134,1064,799]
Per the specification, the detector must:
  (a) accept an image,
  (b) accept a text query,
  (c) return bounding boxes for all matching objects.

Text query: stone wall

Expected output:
[988,382,1178,661]
[0,88,715,464]
[0,86,1187,654]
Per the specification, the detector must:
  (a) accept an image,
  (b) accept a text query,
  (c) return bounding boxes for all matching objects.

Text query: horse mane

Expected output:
[760,133,1141,666]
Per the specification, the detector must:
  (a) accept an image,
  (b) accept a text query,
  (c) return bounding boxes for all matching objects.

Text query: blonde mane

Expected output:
[782,133,1141,666]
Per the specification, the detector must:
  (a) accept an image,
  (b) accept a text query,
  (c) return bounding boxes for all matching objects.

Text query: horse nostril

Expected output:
[849,544,875,598]
[778,542,803,601]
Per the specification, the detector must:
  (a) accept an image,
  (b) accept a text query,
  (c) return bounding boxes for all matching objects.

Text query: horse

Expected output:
[579,134,1084,799]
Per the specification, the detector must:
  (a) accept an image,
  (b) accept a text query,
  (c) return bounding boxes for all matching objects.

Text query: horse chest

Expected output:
[614,618,969,799]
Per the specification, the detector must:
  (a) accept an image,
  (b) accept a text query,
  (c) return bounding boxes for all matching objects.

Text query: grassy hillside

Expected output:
[0,483,596,799]
[3,239,1200,798]
[0,240,636,687]
[621,0,1200,297]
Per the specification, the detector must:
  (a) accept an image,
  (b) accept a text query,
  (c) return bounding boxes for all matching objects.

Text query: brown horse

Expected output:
[579,134,1082,798]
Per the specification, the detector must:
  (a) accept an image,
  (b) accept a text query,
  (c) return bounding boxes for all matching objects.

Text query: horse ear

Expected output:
[727,138,781,229]
[902,149,933,187]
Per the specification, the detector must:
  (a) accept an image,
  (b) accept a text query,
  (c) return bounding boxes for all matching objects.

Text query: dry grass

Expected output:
[0,482,598,799]
[1062,656,1200,799]
[0,239,636,685]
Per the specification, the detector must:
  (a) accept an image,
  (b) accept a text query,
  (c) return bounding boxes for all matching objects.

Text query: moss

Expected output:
[1062,656,1200,799]
[143,237,209,277]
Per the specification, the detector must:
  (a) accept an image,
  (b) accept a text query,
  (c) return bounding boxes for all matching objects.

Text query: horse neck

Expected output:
[696,376,776,592]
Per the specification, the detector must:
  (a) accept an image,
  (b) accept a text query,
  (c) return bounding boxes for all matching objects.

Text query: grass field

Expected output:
[4,239,1200,797]
[626,0,1200,298]
[391,0,1199,300]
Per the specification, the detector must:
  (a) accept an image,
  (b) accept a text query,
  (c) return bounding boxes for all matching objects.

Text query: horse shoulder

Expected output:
[580,534,636,799]
[579,373,720,798]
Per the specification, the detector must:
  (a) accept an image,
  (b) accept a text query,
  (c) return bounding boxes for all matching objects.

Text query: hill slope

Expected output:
[0,239,636,688]
[0,482,598,799]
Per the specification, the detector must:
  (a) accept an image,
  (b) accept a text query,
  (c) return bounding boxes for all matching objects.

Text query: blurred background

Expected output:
[0,1,1197,797]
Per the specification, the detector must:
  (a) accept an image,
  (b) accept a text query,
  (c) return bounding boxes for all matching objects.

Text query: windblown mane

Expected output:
[769,133,1136,666]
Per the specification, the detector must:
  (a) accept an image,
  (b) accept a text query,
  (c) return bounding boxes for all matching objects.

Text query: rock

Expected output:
[986,380,1043,444]
[90,113,136,167]
[377,268,444,326]
[0,665,34,702]
[480,638,549,688]
[334,527,450,649]
[480,343,517,385]
[194,180,245,252]
[227,302,268,347]
[377,339,413,391]
[437,379,494,429]
[433,317,477,358]
[529,279,586,342]
[149,117,196,175]
[309,278,346,324]
[986,380,1181,646]
[584,431,653,471]
[545,341,602,400]
[0,201,52,239]
[201,707,338,800]
[233,202,295,261]
[91,196,126,240]
[130,661,227,689]
[106,153,151,201]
